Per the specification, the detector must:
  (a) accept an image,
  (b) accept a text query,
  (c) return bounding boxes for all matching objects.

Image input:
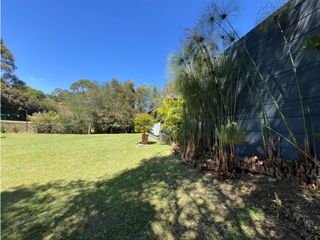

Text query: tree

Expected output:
[134,113,155,144]
[70,79,97,93]
[0,38,25,87]
[54,78,137,134]
[96,79,136,133]
[135,85,152,113]
[66,80,98,133]
[1,83,50,120]
[49,88,70,102]
[0,38,47,120]
[150,86,161,109]
[161,81,178,98]
[1,38,16,77]
[153,97,184,142]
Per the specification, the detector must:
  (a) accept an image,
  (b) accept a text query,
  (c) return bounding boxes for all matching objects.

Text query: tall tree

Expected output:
[1,39,50,120]
[161,81,178,98]
[0,38,25,87]
[135,85,151,113]
[56,78,137,134]
[151,86,161,109]
[70,79,97,93]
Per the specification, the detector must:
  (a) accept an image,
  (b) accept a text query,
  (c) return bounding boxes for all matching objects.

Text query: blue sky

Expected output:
[2,0,284,93]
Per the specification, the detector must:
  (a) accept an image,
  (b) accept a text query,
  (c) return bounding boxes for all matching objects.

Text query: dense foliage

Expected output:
[30,111,63,134]
[153,97,184,142]
[170,0,319,174]
[28,79,161,134]
[1,38,23,87]
[1,39,161,133]
[134,113,155,133]
[169,24,242,171]
[1,38,56,120]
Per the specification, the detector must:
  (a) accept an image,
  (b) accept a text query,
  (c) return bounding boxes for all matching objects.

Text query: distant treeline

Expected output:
[1,38,175,134]
[30,79,161,134]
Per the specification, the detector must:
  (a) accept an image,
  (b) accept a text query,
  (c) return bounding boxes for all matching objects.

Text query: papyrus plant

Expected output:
[202,0,319,166]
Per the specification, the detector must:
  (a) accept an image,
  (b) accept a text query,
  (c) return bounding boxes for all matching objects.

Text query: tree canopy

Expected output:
[0,38,166,134]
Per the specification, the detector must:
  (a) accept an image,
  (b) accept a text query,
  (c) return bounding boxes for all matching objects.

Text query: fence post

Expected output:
[25,110,28,132]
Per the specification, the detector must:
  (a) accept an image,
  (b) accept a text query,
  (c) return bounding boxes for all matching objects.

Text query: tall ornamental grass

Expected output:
[171,0,319,171]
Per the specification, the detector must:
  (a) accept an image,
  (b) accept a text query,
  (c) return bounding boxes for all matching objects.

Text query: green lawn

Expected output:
[1,134,318,239]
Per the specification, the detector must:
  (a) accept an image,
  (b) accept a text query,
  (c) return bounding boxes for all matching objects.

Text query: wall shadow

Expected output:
[2,155,319,239]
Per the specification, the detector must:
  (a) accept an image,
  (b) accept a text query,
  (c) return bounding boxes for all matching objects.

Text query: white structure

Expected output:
[151,121,161,136]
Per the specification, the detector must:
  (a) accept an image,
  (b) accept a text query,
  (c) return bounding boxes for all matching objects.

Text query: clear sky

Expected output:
[2,0,284,93]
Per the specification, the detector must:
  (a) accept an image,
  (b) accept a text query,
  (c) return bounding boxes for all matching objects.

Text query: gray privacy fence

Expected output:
[230,0,320,160]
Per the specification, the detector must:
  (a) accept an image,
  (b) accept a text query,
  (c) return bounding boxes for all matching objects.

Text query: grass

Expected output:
[2,134,167,187]
[1,134,319,239]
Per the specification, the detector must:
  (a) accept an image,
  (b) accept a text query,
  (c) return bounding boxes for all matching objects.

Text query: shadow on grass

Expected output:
[137,141,157,145]
[2,154,319,239]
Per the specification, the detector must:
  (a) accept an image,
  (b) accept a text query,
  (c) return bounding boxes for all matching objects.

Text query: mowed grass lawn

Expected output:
[2,134,318,239]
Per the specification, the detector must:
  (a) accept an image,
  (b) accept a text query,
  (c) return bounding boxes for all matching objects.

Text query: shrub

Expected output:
[30,111,62,133]
[1,125,8,133]
[51,119,66,134]
[153,97,184,142]
[12,126,19,133]
[134,113,154,133]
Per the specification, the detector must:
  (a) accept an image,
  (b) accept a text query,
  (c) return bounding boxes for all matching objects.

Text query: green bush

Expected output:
[30,111,63,133]
[134,113,154,133]
[153,97,184,142]
[1,125,8,134]
[51,119,66,134]
[12,126,19,133]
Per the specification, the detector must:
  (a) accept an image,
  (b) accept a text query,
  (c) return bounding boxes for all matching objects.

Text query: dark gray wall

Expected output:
[232,0,320,160]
